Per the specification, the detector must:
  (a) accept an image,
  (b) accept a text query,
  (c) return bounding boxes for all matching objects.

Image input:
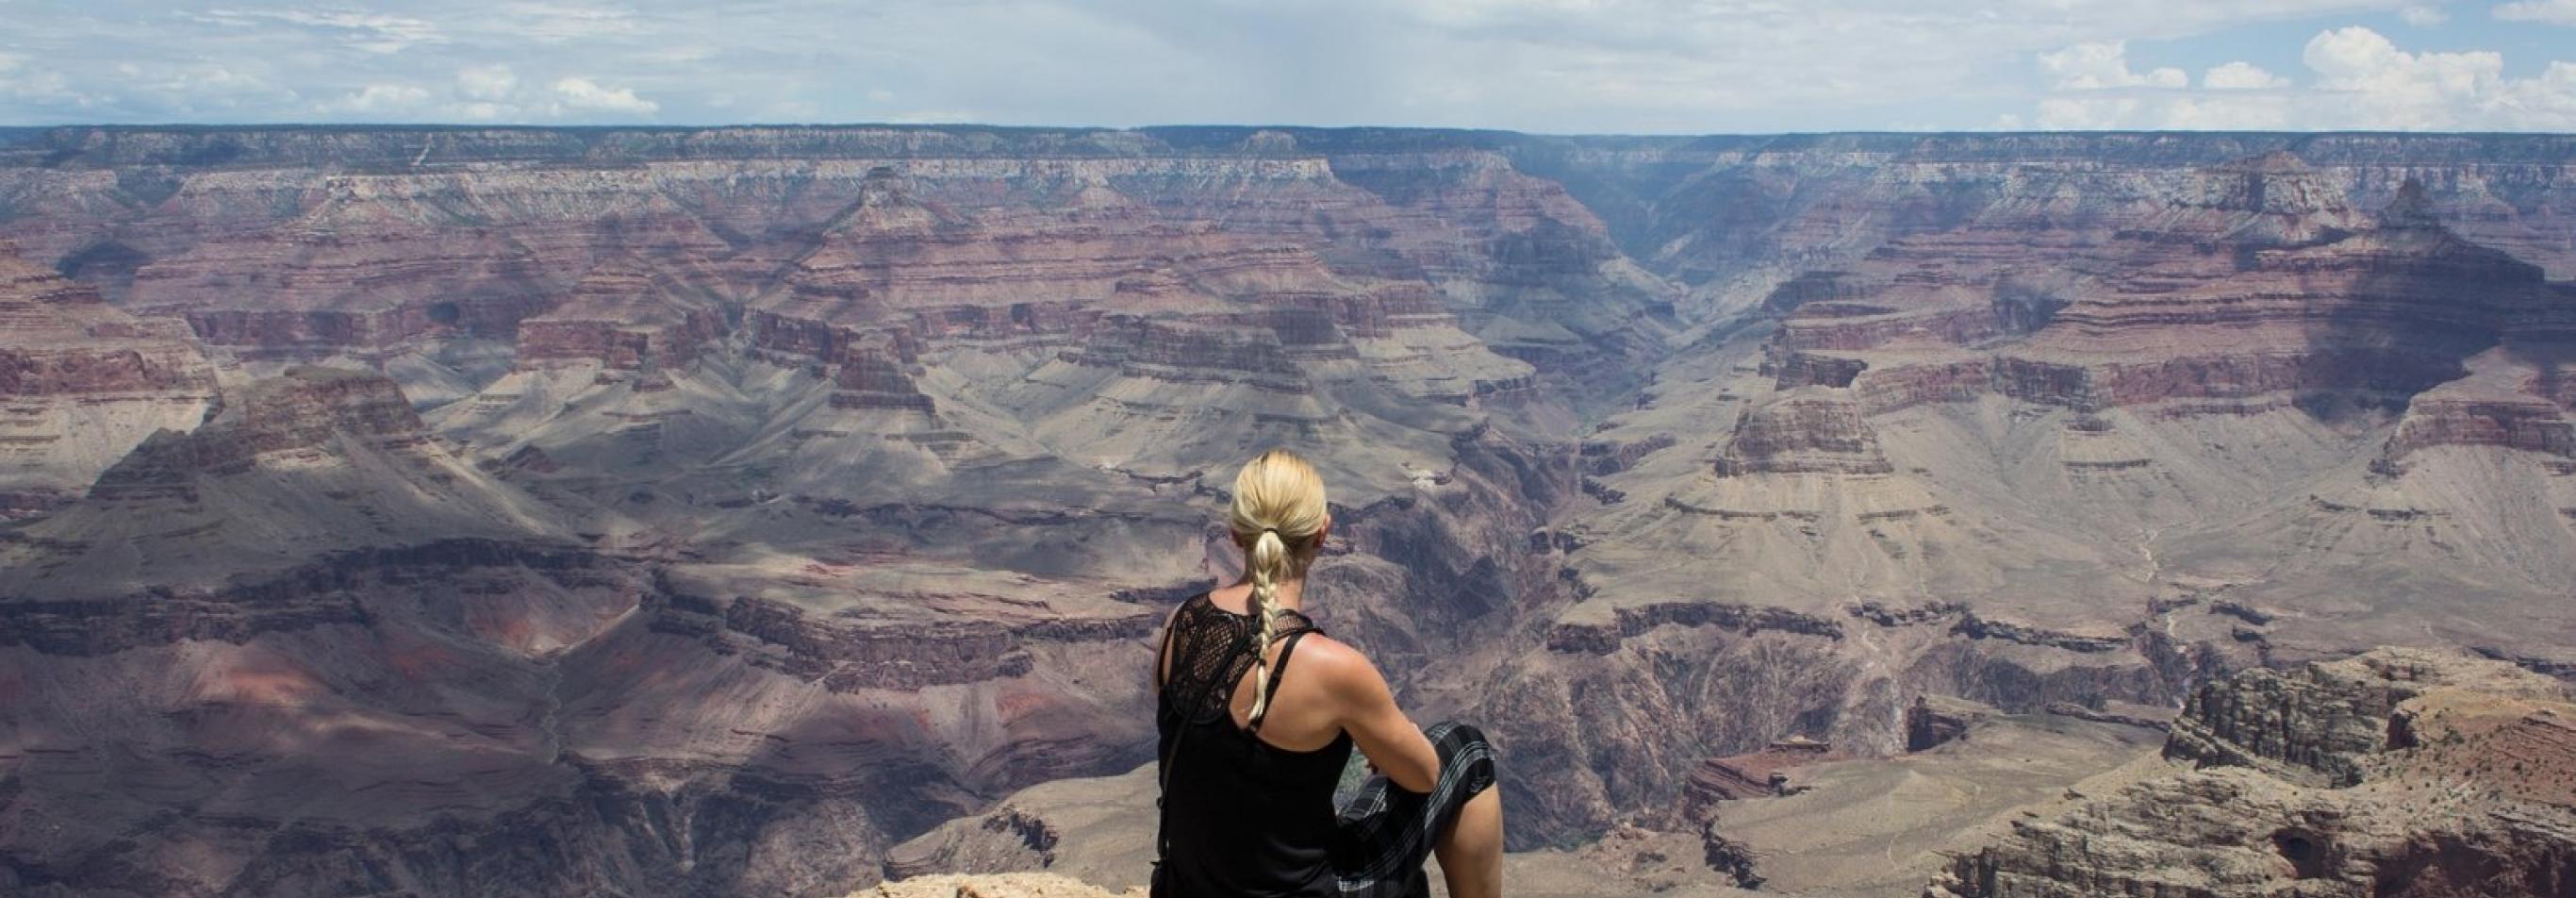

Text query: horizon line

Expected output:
[4,123,2576,141]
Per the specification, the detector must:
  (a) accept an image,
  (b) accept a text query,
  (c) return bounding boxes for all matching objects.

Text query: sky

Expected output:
[1,0,2573,133]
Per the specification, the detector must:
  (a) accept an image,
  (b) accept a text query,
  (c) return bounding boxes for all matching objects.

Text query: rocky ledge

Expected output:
[1927,647,2576,898]
[856,873,1138,898]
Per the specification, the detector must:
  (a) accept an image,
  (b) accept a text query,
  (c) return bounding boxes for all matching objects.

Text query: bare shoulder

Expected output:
[1289,635,1389,695]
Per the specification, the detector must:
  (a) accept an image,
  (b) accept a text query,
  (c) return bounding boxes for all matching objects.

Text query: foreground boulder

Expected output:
[861,873,1140,898]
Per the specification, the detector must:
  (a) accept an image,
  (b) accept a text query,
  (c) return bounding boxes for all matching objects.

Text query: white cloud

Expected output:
[318,83,432,114]
[196,8,445,54]
[2303,25,2502,128]
[457,64,517,101]
[2039,41,2187,91]
[2035,96,2140,128]
[0,68,83,106]
[502,2,646,43]
[2204,61,2289,90]
[2157,94,2297,128]
[0,52,21,75]
[2027,25,2576,131]
[2494,0,2576,25]
[2491,60,2576,123]
[551,76,657,113]
[2398,5,2448,25]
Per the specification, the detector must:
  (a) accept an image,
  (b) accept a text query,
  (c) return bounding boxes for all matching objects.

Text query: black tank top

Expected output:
[1152,593,1355,898]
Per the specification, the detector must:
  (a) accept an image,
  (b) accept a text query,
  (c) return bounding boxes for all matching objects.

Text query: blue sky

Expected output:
[1,0,2571,132]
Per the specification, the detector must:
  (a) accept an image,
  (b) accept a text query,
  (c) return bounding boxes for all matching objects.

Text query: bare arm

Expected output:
[1325,644,1440,793]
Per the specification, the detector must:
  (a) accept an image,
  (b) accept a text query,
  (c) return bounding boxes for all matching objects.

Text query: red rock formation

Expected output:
[0,262,208,395]
[0,242,217,514]
[515,262,729,371]
[2378,349,2576,465]
[1680,739,1844,820]
[93,368,422,488]
[1713,390,1894,476]
[1782,163,2568,418]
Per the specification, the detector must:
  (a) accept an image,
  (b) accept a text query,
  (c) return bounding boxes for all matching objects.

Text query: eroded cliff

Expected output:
[1928,649,2576,898]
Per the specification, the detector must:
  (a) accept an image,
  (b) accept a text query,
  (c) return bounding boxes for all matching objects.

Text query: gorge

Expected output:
[2,125,2575,896]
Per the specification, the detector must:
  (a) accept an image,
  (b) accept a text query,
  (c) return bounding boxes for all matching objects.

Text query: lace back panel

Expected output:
[1159,593,1317,728]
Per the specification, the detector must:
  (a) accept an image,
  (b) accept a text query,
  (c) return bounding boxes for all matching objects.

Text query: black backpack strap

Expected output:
[1247,629,1314,734]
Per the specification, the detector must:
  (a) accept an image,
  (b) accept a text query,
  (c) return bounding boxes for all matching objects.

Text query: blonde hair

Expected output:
[1228,448,1329,726]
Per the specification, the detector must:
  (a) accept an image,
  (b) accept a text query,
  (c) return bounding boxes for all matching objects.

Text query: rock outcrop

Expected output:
[0,241,216,516]
[1679,737,1842,821]
[2164,647,2567,786]
[1713,390,1894,476]
[1906,696,1975,752]
[0,367,571,605]
[1926,648,2576,898]
[860,874,1140,898]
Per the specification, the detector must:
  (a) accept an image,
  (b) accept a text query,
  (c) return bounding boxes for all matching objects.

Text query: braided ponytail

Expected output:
[1244,527,1290,724]
[1227,451,1329,728]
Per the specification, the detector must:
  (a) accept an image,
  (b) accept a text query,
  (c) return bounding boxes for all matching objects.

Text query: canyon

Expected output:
[1,125,2574,895]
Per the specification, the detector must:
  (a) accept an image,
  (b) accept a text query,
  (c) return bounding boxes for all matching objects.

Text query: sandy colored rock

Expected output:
[860,873,1142,898]
[1928,648,2576,898]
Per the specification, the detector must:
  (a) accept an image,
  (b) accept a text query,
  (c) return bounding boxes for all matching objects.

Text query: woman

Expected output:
[1151,448,1504,898]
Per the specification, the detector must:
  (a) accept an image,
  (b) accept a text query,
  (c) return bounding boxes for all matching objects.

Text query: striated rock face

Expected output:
[1714,390,1894,476]
[2378,347,2576,465]
[97,368,427,489]
[0,369,1177,898]
[1931,768,2576,898]
[1927,648,2576,898]
[1766,165,2566,419]
[0,367,571,603]
[1678,737,1843,823]
[514,261,728,372]
[2385,393,2576,459]
[2165,646,2573,787]
[0,242,217,516]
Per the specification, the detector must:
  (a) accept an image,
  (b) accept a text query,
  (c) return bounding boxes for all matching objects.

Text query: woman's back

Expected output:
[1153,448,1502,898]
[1154,591,1353,898]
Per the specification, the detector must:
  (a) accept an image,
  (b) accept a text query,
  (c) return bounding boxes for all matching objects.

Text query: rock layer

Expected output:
[1927,649,2576,898]
[0,241,215,516]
